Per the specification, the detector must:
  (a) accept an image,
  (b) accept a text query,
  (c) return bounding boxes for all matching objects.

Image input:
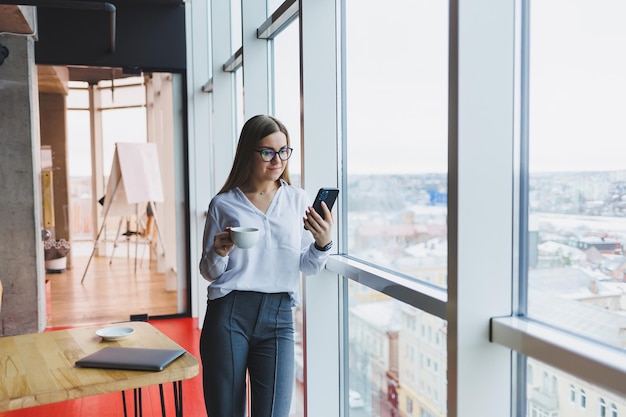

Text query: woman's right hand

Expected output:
[213,228,235,257]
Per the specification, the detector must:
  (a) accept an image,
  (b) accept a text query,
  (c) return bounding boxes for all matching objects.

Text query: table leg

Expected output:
[122,381,184,417]
[173,381,183,417]
[122,391,128,417]
[131,388,144,417]
[138,387,143,417]
[159,384,166,417]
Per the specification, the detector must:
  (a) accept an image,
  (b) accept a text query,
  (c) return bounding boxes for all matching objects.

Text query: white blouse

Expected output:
[199,180,331,306]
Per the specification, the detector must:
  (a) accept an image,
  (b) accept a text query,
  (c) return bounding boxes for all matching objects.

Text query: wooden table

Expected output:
[0,321,199,414]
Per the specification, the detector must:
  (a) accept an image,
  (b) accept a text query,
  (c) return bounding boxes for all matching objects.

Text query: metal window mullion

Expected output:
[450,1,517,417]
[257,0,298,39]
[201,78,213,93]
[222,47,243,73]
[185,0,211,320]
[300,0,341,416]
[513,0,531,415]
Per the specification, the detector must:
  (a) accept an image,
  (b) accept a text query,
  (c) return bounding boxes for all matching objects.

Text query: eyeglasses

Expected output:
[254,147,293,162]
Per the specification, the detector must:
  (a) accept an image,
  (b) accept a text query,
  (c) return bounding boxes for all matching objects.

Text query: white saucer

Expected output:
[96,326,135,341]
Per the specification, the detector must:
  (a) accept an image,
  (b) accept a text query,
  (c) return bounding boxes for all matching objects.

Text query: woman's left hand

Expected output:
[303,201,334,248]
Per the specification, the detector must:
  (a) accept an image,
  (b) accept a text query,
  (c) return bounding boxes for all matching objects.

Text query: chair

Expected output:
[110,205,159,270]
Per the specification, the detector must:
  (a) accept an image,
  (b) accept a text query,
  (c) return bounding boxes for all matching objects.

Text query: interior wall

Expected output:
[39,92,72,269]
[0,34,46,336]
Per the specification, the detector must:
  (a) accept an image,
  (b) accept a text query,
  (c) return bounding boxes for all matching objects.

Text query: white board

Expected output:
[102,143,164,217]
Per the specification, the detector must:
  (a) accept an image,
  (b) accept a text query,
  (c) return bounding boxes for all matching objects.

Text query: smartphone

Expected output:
[312,187,339,220]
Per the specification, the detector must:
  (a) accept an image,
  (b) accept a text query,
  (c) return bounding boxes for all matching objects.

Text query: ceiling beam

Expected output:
[0,4,36,35]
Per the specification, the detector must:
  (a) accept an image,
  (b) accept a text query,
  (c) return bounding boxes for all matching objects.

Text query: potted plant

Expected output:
[44,238,71,273]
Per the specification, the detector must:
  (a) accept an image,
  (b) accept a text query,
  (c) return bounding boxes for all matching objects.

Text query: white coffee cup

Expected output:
[230,227,260,249]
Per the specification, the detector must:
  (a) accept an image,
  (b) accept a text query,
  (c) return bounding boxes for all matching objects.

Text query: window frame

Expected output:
[190,1,626,417]
[490,0,626,400]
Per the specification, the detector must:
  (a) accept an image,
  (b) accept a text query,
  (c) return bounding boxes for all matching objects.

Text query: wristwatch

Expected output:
[314,241,333,251]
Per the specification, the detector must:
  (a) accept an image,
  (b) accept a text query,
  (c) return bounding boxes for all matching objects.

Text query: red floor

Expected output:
[0,318,207,417]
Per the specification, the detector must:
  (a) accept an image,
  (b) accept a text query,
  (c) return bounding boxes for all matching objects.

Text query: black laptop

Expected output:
[75,347,186,372]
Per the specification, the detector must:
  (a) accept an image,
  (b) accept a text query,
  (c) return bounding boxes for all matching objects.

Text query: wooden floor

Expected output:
[45,243,180,328]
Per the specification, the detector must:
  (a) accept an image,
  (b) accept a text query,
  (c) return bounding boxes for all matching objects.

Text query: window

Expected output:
[601,399,607,417]
[230,0,242,55]
[526,0,626,351]
[67,82,93,241]
[234,68,245,144]
[67,77,148,243]
[197,0,626,416]
[271,20,302,184]
[348,281,447,417]
[612,403,618,417]
[514,1,626,413]
[344,0,448,284]
[100,78,147,171]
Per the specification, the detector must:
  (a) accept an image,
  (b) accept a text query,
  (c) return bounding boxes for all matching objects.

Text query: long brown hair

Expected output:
[218,115,292,194]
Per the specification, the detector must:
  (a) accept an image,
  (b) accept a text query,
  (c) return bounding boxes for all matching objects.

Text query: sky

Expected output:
[528,0,626,173]
[343,0,626,175]
[68,1,626,177]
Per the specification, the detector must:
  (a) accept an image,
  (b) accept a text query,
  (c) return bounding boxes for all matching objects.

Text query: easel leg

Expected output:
[110,217,125,265]
[81,215,110,285]
[80,244,98,285]
[134,205,140,274]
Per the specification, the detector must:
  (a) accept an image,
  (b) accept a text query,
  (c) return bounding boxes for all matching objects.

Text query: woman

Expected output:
[199,115,335,417]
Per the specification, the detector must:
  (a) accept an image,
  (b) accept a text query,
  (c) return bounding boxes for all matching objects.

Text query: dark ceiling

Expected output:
[1,0,186,98]
[34,1,187,72]
[0,0,186,87]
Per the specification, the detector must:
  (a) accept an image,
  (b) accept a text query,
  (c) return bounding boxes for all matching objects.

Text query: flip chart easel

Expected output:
[81,143,165,284]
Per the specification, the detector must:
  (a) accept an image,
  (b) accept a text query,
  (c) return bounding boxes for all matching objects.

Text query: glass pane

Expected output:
[235,68,245,148]
[67,107,93,241]
[67,82,89,109]
[526,357,625,417]
[344,0,449,287]
[268,0,284,15]
[231,0,242,55]
[348,280,448,417]
[272,20,301,186]
[526,0,626,349]
[98,77,145,108]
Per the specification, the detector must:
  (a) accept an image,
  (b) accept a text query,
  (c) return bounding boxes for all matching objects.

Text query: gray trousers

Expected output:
[200,291,295,417]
